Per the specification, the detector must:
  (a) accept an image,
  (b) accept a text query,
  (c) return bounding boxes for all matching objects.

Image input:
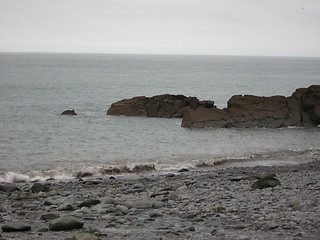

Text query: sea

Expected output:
[0,53,320,182]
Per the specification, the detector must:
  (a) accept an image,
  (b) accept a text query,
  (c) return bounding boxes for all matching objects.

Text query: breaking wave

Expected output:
[0,148,319,183]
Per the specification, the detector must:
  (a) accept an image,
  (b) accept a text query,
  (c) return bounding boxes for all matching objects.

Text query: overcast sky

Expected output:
[1,0,320,57]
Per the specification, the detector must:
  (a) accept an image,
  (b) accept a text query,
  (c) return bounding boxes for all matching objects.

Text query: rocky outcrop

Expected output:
[107,94,214,118]
[182,85,320,128]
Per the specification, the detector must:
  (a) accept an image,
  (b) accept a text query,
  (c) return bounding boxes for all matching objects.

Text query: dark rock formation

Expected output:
[107,94,214,118]
[182,85,320,128]
[61,109,77,115]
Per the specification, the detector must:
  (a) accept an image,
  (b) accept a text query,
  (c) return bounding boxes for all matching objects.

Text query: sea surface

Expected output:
[0,53,320,182]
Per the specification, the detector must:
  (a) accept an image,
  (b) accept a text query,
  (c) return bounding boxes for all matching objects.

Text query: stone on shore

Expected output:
[0,205,6,212]
[41,213,60,221]
[251,174,281,190]
[107,94,215,118]
[74,232,100,240]
[49,216,84,231]
[78,199,101,208]
[1,223,31,232]
[0,184,20,193]
[31,183,50,193]
[126,199,163,209]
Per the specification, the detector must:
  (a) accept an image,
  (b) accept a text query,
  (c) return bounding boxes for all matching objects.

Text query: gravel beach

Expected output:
[1,155,320,240]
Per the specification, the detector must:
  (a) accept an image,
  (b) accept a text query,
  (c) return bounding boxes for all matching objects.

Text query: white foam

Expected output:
[0,172,30,183]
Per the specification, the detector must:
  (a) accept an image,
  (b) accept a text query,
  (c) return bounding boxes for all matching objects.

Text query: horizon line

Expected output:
[0,51,319,59]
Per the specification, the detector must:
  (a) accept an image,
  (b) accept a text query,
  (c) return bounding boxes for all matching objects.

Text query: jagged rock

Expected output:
[107,94,215,118]
[1,223,31,232]
[182,85,320,128]
[251,174,281,190]
[49,216,84,231]
[61,109,77,115]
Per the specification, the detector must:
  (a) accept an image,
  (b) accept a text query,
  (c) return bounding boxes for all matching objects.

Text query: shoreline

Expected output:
[1,148,320,184]
[1,156,320,239]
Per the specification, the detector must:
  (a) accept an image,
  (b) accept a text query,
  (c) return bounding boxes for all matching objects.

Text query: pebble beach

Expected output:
[1,155,320,240]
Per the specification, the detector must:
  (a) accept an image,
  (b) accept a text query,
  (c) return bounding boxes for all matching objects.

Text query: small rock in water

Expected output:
[2,223,31,232]
[61,109,77,115]
[251,174,281,190]
[49,216,84,231]
[178,168,189,173]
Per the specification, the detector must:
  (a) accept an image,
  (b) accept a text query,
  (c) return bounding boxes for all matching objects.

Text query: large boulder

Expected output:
[107,94,214,118]
[182,85,320,128]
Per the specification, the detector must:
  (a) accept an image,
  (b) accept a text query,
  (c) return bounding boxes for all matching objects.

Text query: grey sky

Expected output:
[1,0,319,56]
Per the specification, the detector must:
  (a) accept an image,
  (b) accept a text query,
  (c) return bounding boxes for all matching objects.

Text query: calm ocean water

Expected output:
[0,53,320,181]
